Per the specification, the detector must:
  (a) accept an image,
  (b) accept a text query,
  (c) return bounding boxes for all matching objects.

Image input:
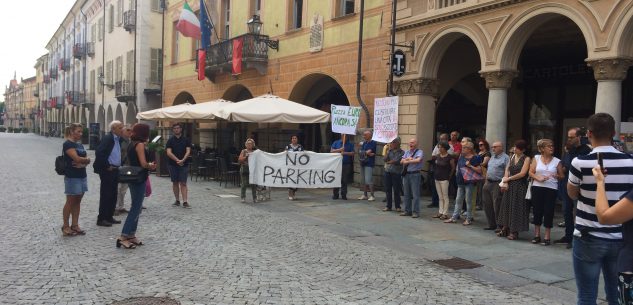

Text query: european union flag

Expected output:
[200,0,213,50]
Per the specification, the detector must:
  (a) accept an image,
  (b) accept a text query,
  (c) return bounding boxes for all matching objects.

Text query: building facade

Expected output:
[162,0,393,153]
[39,0,163,137]
[394,0,633,156]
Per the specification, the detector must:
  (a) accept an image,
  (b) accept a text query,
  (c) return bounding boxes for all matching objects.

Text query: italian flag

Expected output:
[176,2,201,39]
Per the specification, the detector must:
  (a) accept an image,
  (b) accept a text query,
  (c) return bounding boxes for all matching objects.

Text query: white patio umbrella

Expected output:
[213,94,330,123]
[136,99,233,121]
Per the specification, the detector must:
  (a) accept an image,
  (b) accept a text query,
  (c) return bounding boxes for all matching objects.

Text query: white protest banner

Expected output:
[331,105,361,135]
[372,96,399,143]
[248,150,342,188]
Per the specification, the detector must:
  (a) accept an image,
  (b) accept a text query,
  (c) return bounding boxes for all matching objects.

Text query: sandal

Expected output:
[432,213,442,218]
[462,219,472,226]
[70,225,86,235]
[496,228,508,237]
[116,238,137,249]
[443,218,457,223]
[382,207,392,212]
[507,232,519,240]
[531,236,541,244]
[127,237,144,246]
[61,226,77,236]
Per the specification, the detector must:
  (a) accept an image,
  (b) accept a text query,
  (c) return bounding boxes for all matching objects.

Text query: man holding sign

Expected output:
[331,136,355,200]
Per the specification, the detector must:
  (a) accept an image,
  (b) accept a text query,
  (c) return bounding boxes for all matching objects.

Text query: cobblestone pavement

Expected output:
[0,133,576,305]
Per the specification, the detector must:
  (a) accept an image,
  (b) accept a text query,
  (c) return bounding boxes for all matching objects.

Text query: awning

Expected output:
[213,94,330,123]
[136,99,233,122]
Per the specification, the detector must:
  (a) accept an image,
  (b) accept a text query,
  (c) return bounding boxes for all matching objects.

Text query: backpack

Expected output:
[55,154,65,175]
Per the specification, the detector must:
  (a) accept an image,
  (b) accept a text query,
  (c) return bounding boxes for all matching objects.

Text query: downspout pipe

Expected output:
[356,0,370,128]
[388,0,396,96]
[102,0,105,112]
[80,2,88,106]
[133,0,138,110]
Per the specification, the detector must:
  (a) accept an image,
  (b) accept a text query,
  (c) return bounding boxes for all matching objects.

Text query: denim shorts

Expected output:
[169,165,188,183]
[360,166,374,185]
[64,177,88,195]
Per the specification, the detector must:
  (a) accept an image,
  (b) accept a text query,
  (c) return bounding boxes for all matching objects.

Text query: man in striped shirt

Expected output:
[567,113,633,305]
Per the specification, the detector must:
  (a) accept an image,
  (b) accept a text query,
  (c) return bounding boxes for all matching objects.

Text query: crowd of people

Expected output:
[58,113,633,304]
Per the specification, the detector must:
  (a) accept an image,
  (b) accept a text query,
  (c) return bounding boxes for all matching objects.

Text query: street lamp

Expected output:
[247,15,279,51]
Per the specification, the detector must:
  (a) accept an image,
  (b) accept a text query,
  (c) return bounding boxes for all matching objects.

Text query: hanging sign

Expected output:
[392,50,406,77]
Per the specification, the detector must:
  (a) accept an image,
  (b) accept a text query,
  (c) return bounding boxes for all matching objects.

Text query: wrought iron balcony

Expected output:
[83,92,95,105]
[203,33,269,82]
[73,43,85,59]
[49,69,58,79]
[56,96,64,109]
[86,42,95,57]
[33,89,39,97]
[115,80,135,103]
[59,59,70,71]
[65,91,84,105]
[124,10,136,31]
[43,75,50,84]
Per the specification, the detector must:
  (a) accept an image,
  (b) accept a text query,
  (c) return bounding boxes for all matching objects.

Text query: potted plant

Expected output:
[147,131,170,177]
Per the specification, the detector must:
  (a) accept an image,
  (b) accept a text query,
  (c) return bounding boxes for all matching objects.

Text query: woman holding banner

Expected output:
[239,139,258,203]
[285,135,304,200]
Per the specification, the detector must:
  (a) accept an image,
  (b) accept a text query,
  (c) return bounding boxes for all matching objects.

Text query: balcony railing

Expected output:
[83,92,95,105]
[73,43,84,59]
[49,69,58,79]
[437,0,467,9]
[59,59,70,71]
[115,80,135,103]
[203,33,269,81]
[33,89,39,97]
[56,96,64,109]
[43,74,50,84]
[65,91,84,105]
[86,42,95,57]
[124,10,136,31]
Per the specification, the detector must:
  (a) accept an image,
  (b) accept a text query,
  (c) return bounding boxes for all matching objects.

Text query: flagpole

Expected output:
[201,0,228,63]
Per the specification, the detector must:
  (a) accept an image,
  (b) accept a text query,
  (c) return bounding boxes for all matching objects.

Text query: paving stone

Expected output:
[0,134,576,304]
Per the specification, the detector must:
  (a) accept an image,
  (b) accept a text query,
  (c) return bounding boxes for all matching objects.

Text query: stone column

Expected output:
[393,78,439,159]
[480,70,518,147]
[587,58,632,135]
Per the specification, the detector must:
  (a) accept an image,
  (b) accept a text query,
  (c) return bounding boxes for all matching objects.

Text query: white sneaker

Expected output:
[288,196,294,200]
[358,195,368,200]
[241,198,246,203]
[368,196,375,201]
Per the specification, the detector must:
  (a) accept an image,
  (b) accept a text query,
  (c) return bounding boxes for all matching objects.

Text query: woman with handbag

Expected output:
[444,142,482,225]
[239,138,258,203]
[497,140,531,240]
[528,139,564,245]
[476,140,491,211]
[116,123,156,249]
[62,123,91,236]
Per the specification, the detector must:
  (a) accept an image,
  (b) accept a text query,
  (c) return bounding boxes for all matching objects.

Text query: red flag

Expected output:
[232,37,243,75]
[197,49,206,81]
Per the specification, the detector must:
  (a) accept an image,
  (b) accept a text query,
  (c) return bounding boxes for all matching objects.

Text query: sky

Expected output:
[0,0,75,102]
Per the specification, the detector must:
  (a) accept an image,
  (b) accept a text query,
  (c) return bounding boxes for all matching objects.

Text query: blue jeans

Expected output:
[384,172,402,209]
[573,235,623,305]
[452,184,474,220]
[403,172,421,214]
[122,181,146,237]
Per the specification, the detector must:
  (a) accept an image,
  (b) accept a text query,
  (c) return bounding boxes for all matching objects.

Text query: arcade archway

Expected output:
[289,73,349,152]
